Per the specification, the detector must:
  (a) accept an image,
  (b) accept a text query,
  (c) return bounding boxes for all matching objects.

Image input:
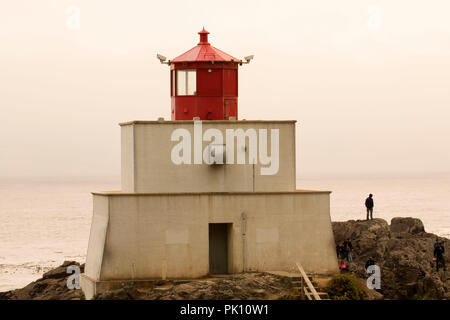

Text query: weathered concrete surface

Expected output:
[83,191,338,295]
[83,119,337,299]
[332,218,449,299]
[120,120,297,193]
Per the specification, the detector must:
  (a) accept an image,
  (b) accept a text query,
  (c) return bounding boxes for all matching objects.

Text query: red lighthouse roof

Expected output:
[171,28,240,63]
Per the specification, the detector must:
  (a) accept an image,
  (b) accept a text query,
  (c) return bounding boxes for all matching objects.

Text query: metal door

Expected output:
[209,224,228,274]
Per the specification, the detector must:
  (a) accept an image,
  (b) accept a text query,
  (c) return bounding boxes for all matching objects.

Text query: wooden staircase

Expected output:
[290,275,330,300]
[294,262,330,300]
[266,263,331,300]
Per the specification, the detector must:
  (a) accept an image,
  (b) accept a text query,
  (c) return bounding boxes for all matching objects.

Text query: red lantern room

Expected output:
[157,28,253,120]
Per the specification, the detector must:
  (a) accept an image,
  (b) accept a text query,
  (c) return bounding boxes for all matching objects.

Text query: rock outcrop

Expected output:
[93,273,296,300]
[332,218,449,299]
[0,261,85,300]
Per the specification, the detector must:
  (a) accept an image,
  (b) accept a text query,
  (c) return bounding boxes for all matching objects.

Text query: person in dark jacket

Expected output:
[365,256,376,271]
[336,243,345,260]
[434,242,446,272]
[365,194,374,220]
[336,244,341,258]
[343,239,353,262]
[434,238,445,253]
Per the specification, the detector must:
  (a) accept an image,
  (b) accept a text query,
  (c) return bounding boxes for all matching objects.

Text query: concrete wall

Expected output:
[82,118,338,300]
[121,124,134,192]
[84,191,338,282]
[84,195,109,280]
[120,120,296,193]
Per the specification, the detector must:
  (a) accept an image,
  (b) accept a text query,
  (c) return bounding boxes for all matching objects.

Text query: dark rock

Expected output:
[390,217,425,234]
[43,261,84,279]
[95,273,297,300]
[94,286,141,300]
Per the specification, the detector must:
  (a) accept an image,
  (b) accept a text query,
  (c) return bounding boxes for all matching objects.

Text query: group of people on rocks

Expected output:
[335,238,379,274]
[336,239,353,273]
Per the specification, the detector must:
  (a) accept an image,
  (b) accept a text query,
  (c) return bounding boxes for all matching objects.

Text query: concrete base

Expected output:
[81,190,339,300]
[81,271,338,300]
[81,274,171,300]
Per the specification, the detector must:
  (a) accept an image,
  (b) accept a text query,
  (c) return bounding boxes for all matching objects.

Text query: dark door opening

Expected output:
[209,223,229,274]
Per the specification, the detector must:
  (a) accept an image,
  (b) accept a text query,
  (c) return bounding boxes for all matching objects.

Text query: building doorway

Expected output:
[209,223,231,274]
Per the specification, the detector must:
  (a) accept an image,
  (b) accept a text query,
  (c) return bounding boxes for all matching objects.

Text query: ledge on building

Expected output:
[119,119,298,126]
[91,190,332,196]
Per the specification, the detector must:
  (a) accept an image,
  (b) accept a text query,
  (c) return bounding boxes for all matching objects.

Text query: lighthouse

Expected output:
[158,28,252,120]
[81,29,338,299]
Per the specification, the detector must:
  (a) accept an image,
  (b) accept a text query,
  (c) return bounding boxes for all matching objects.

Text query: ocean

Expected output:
[1,175,449,291]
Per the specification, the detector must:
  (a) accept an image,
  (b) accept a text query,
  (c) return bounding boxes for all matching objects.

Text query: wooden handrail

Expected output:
[296,262,321,300]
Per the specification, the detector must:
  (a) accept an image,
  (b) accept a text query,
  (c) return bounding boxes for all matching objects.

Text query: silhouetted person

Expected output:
[365,194,374,220]
[336,243,345,260]
[340,244,347,260]
[434,237,440,249]
[365,256,376,271]
[434,242,446,272]
[343,239,353,262]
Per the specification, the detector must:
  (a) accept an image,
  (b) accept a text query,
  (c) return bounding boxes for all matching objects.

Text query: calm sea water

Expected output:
[0,175,449,291]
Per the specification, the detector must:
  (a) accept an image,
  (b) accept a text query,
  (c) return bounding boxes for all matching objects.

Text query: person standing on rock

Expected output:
[365,194,374,220]
[434,242,446,272]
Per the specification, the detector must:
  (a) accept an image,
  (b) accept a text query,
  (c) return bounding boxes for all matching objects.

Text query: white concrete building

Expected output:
[80,30,338,299]
[80,120,338,299]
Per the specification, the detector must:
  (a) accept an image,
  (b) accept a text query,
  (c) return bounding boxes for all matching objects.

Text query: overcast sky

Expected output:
[1,0,449,178]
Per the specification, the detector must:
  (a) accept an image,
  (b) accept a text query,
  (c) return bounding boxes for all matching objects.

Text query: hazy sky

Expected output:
[1,0,449,178]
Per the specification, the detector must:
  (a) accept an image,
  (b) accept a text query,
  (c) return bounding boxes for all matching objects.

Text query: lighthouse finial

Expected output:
[198,27,210,45]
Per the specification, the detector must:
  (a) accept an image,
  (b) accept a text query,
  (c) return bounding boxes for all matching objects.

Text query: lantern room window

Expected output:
[176,70,196,96]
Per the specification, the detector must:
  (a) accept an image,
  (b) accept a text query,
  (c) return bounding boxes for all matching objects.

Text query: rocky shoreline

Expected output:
[0,217,448,300]
[0,261,85,300]
[332,217,449,299]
